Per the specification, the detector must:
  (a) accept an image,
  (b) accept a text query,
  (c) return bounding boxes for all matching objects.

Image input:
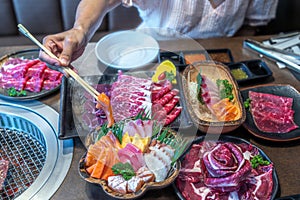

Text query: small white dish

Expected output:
[95,30,159,69]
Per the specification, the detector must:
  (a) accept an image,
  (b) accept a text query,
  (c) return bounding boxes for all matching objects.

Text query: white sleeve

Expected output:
[244,0,279,26]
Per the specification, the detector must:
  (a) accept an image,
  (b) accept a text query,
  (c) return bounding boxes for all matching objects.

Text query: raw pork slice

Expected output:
[0,160,9,190]
[249,91,298,133]
[110,73,152,122]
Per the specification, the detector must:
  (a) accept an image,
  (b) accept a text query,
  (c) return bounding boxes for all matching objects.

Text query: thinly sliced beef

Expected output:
[43,68,62,81]
[0,160,9,190]
[176,141,274,200]
[203,143,252,192]
[249,91,293,108]
[25,62,47,78]
[249,91,298,133]
[110,73,152,122]
[244,166,273,200]
[163,96,180,114]
[83,73,181,129]
[25,77,43,92]
[0,58,63,92]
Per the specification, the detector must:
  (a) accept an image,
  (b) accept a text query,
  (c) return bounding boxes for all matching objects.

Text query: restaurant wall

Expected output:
[256,0,300,35]
[0,0,140,46]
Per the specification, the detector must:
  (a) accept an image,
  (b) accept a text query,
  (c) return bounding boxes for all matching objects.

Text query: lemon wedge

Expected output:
[152,60,177,84]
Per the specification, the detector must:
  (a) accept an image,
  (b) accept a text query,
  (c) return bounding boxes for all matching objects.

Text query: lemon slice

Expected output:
[152,60,177,84]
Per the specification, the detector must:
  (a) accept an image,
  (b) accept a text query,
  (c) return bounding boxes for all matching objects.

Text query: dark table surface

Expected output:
[1,35,299,200]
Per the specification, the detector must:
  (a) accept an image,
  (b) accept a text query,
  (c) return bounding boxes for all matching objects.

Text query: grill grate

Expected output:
[0,128,46,200]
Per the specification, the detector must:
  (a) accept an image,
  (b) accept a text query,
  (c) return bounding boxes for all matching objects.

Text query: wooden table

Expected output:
[0,35,299,199]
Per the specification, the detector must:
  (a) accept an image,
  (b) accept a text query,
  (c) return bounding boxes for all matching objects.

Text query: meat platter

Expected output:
[71,70,194,142]
[0,49,62,100]
[173,135,279,200]
[78,117,187,199]
[241,84,300,142]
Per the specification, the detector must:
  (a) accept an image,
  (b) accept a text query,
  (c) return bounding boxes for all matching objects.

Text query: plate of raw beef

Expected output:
[174,135,278,200]
[0,49,63,100]
[240,84,300,141]
[71,70,194,142]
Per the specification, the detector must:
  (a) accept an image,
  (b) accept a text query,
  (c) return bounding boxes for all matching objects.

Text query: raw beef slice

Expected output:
[0,160,9,190]
[249,91,298,133]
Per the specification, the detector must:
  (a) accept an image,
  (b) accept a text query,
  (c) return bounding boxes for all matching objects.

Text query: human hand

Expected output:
[39,28,87,67]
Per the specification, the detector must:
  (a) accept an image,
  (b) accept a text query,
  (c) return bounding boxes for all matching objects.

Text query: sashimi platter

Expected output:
[74,60,192,198]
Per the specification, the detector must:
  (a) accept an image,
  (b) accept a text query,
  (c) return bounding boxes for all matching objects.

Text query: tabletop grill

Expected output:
[0,122,46,199]
[0,100,73,200]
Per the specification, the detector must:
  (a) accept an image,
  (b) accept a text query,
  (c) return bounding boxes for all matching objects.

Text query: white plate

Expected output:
[95,30,159,69]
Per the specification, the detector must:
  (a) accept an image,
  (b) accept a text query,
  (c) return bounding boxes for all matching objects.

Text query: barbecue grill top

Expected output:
[0,99,73,200]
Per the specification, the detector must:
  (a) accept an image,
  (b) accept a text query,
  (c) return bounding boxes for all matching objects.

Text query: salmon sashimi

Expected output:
[85,131,120,180]
[211,98,240,121]
[96,92,115,127]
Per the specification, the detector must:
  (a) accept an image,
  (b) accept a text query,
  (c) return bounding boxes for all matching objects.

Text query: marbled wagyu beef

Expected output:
[249,91,298,133]
[176,141,274,200]
[82,72,182,129]
[0,58,63,92]
[110,73,152,122]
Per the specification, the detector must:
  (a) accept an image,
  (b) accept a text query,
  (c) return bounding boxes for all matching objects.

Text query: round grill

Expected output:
[0,100,73,200]
[0,127,47,200]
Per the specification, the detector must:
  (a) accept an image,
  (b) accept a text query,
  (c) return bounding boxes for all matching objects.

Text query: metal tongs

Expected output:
[17,24,101,101]
[243,38,300,73]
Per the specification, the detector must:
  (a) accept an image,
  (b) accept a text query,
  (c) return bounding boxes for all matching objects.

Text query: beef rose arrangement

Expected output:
[176,140,274,200]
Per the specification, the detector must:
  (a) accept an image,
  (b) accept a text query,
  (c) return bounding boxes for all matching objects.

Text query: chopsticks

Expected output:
[17,24,100,100]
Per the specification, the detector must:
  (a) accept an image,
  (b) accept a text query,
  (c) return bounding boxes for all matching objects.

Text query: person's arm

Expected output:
[74,0,121,43]
[40,0,120,66]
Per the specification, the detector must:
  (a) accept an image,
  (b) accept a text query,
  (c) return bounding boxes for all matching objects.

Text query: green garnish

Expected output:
[165,71,176,83]
[134,108,151,121]
[96,120,124,143]
[244,98,251,109]
[196,73,204,104]
[112,162,136,181]
[250,155,270,169]
[216,79,234,101]
[7,87,27,97]
[156,128,190,165]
